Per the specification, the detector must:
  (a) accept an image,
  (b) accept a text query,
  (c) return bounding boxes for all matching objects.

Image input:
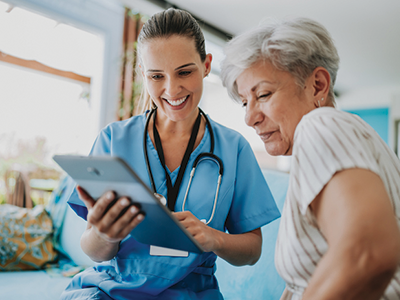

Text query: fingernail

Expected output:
[130,206,138,214]
[107,192,114,200]
[120,198,128,206]
[137,214,144,221]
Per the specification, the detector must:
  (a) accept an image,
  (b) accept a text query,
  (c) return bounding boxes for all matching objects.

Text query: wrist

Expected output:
[90,227,121,246]
[211,229,226,253]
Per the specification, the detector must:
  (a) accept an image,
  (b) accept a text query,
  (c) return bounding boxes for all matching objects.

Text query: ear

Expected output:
[204,54,213,77]
[311,67,330,106]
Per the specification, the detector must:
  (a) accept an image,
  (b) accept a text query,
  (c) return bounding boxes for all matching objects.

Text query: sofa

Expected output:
[0,168,288,300]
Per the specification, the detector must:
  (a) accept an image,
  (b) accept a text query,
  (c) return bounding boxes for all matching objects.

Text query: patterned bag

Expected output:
[0,204,57,270]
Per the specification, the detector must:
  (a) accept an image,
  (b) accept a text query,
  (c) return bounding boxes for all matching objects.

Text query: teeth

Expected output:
[166,96,188,106]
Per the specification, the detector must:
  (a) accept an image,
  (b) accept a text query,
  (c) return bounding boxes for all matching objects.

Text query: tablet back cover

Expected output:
[53,155,203,254]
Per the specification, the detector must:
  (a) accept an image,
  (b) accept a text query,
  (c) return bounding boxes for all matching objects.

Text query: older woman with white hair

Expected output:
[220,17,400,300]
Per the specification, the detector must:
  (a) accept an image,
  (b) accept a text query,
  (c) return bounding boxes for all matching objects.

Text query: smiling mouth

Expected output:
[164,95,189,107]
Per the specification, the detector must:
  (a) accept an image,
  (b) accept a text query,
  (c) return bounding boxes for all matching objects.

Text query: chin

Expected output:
[264,143,288,156]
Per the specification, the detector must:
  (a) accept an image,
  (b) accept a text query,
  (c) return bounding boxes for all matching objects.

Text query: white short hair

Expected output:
[220,17,340,104]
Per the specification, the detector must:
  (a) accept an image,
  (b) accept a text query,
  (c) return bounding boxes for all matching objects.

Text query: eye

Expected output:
[151,74,163,80]
[241,101,247,108]
[179,70,192,76]
[258,92,271,99]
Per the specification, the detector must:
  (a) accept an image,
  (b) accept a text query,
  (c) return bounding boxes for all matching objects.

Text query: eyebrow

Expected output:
[238,80,274,97]
[146,63,196,73]
[251,81,274,92]
[175,63,195,70]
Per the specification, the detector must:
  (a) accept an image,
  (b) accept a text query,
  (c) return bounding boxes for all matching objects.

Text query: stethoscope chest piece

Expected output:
[154,193,167,206]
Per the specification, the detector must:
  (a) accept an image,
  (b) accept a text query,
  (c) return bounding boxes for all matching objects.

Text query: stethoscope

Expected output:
[143,107,224,225]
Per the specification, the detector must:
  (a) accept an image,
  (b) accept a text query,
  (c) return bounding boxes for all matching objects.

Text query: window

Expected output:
[0,0,122,205]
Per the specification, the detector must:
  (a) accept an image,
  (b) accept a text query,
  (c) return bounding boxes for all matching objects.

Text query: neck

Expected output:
[148,107,205,171]
[155,108,200,137]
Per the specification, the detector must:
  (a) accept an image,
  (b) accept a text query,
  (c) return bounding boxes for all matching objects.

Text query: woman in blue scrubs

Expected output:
[61,8,280,300]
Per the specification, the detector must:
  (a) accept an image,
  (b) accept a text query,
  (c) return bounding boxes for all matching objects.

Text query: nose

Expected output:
[245,100,264,128]
[164,77,182,98]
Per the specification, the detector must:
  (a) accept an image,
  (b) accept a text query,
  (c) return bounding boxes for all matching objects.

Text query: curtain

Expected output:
[118,8,145,120]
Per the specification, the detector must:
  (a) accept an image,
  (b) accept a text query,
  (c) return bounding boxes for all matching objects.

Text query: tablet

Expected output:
[53,155,204,254]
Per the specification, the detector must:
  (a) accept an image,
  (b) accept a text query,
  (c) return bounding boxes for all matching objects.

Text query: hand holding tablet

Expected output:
[53,155,204,254]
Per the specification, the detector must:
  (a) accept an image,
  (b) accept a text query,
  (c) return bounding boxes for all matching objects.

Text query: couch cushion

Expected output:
[59,205,95,267]
[0,270,72,300]
[215,168,288,299]
[46,176,94,267]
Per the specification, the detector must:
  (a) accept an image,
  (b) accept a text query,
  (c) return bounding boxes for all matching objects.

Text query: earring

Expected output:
[318,97,324,108]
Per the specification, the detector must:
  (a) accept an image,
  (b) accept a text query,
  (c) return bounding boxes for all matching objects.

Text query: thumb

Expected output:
[76,185,96,210]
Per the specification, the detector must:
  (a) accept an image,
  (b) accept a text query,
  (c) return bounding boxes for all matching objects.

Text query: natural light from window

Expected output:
[0,1,104,203]
[0,2,102,164]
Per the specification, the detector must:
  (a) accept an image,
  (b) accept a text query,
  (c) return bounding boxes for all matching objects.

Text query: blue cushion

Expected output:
[215,169,288,299]
[0,270,72,300]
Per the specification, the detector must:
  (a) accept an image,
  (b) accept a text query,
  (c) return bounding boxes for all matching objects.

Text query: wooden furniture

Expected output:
[4,164,60,207]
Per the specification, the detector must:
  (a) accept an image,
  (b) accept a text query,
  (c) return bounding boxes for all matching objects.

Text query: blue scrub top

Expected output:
[62,112,280,300]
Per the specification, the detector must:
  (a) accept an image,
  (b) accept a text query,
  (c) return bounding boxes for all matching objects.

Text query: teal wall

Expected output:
[344,107,389,144]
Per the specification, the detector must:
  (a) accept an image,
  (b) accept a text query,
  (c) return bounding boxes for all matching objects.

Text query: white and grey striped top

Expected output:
[275,107,400,300]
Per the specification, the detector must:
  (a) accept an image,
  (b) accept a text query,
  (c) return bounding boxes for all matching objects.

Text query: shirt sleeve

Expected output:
[225,140,281,234]
[292,110,381,215]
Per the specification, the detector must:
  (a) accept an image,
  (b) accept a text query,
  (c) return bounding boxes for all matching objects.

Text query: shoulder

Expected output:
[294,107,374,146]
[97,114,147,143]
[90,114,146,155]
[289,108,377,214]
[207,115,250,150]
[102,113,147,136]
[297,107,369,132]
[290,107,384,213]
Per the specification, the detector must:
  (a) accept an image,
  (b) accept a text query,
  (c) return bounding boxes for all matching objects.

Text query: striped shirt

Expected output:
[275,107,400,299]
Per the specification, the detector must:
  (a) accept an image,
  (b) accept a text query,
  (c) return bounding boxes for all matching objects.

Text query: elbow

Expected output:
[247,228,263,266]
[226,242,262,267]
[248,248,262,266]
[230,252,260,267]
[351,237,400,283]
[376,233,400,275]
[368,250,400,290]
[377,237,400,276]
[244,242,262,266]
[247,256,260,266]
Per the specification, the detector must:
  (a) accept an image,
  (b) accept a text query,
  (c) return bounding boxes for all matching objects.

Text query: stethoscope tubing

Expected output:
[143,107,223,225]
[182,155,223,225]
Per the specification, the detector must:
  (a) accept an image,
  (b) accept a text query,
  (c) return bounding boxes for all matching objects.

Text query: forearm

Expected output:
[174,211,262,266]
[212,228,262,266]
[302,247,397,300]
[80,226,120,262]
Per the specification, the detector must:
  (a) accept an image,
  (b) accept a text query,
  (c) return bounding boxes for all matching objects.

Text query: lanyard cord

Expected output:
[199,107,214,153]
[152,109,202,211]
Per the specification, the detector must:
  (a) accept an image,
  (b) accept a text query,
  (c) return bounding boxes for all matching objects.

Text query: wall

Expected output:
[337,85,400,153]
[5,0,125,131]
